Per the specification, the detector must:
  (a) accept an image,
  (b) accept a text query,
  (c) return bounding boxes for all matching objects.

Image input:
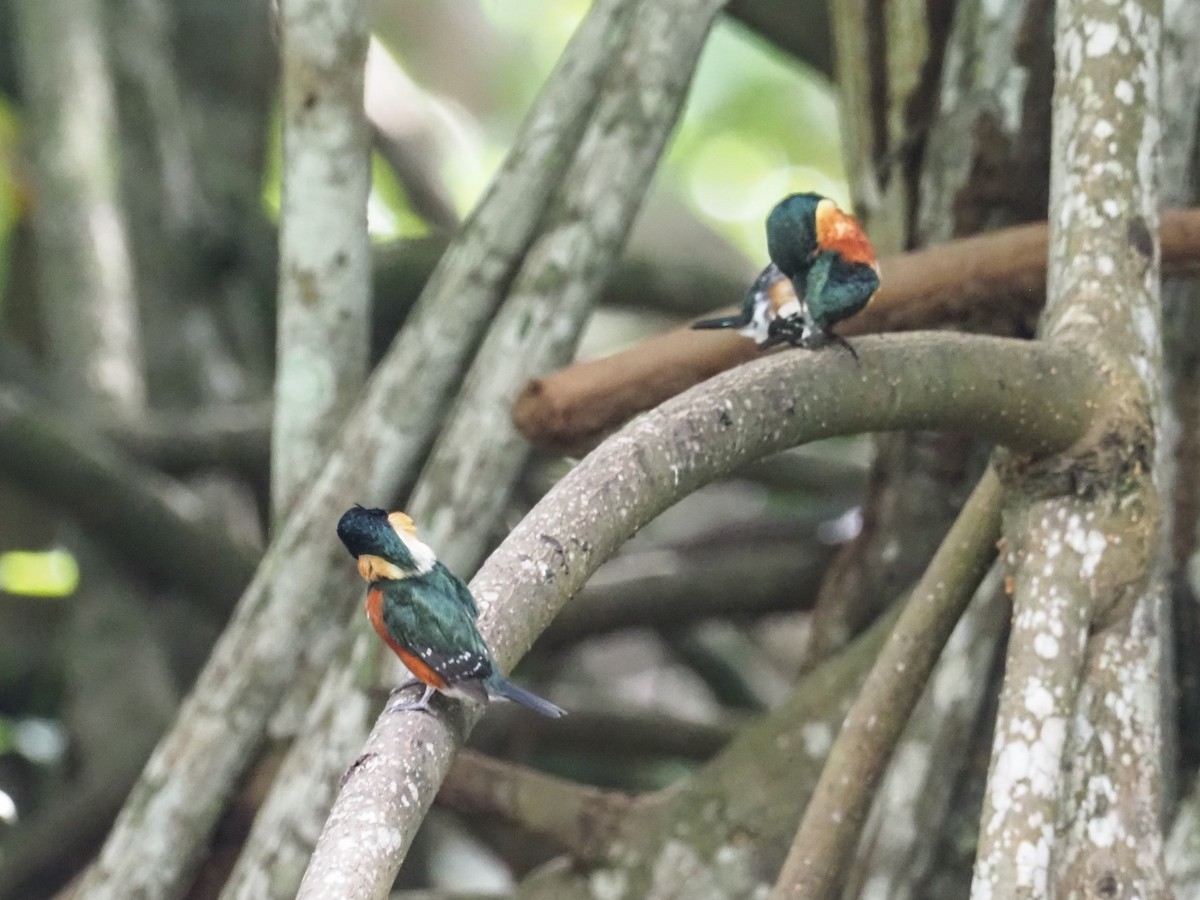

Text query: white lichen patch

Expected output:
[1024,679,1055,717]
[1014,832,1052,889]
[1034,632,1060,659]
[1114,79,1136,103]
[800,721,834,757]
[590,867,629,900]
[1085,22,1120,56]
[1058,513,1108,579]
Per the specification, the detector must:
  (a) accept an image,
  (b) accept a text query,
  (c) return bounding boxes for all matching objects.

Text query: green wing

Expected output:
[379,573,492,684]
[805,251,878,329]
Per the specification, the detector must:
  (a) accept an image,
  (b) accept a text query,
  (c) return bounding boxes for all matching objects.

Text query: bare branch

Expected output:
[14,0,145,416]
[845,566,1009,900]
[270,0,371,522]
[469,706,743,761]
[770,468,1003,898]
[364,38,460,233]
[513,209,1200,455]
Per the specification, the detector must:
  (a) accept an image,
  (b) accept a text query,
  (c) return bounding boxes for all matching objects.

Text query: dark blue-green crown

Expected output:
[765,192,824,278]
[336,505,416,570]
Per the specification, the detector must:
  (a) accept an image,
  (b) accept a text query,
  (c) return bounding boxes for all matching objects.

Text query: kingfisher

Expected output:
[693,192,880,357]
[336,505,566,718]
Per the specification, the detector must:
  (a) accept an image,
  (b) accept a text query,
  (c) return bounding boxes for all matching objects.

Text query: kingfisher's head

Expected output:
[765,192,826,278]
[336,505,437,581]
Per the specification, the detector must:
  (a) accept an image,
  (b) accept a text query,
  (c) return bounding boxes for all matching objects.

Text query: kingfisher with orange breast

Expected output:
[336,505,565,718]
[693,192,880,357]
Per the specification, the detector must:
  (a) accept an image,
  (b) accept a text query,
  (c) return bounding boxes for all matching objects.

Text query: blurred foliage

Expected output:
[367,2,848,256]
[0,95,22,304]
[0,551,78,599]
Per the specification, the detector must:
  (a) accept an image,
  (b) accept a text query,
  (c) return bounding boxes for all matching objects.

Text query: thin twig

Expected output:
[769,467,1003,899]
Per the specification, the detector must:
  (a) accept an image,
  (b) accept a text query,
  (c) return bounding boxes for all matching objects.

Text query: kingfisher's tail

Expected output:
[486,674,566,718]
[692,313,746,330]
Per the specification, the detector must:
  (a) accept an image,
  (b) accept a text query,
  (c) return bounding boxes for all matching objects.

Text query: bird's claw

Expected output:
[385,681,436,715]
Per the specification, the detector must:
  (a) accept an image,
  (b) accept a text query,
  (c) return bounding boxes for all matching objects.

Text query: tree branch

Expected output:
[514,208,1200,455]
[364,37,460,233]
[297,331,1096,899]
[537,535,835,650]
[270,0,371,522]
[972,0,1171,893]
[769,467,1003,898]
[724,0,833,77]
[14,0,145,416]
[845,565,1009,899]
[469,706,743,762]
[437,750,634,865]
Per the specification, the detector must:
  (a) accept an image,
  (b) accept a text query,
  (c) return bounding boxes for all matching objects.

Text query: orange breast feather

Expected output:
[365,587,446,688]
[815,201,877,267]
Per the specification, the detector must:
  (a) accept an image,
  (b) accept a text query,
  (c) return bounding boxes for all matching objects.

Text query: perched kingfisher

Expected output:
[693,192,880,357]
[336,505,566,718]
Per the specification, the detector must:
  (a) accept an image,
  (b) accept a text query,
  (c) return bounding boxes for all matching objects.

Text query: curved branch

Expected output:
[769,467,1003,898]
[298,332,1096,899]
[514,208,1200,454]
[438,750,634,865]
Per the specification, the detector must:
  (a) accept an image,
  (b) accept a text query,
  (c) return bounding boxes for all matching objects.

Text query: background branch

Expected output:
[0,386,258,605]
[437,750,634,865]
[770,467,1003,898]
[537,534,835,650]
[270,0,371,523]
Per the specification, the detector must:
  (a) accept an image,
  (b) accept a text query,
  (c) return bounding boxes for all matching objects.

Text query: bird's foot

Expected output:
[385,681,436,715]
[783,328,858,362]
